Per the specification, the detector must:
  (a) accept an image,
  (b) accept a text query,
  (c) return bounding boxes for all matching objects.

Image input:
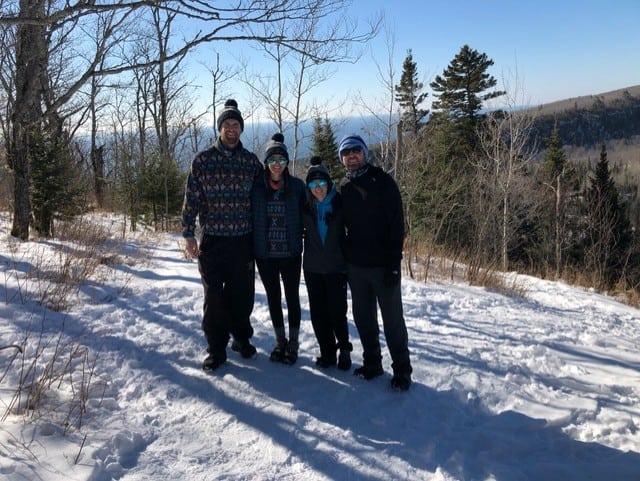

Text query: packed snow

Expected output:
[1,215,640,481]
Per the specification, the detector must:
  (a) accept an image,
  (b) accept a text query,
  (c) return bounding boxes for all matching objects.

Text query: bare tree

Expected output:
[240,0,380,170]
[8,0,47,240]
[84,11,130,209]
[398,126,469,282]
[474,81,538,272]
[538,122,575,278]
[204,52,238,137]
[0,0,378,240]
[357,20,397,171]
[0,14,16,187]
[105,83,139,232]
[148,6,196,229]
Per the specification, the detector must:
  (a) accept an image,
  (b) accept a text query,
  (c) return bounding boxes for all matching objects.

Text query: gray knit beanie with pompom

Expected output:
[216,99,244,132]
[264,133,289,163]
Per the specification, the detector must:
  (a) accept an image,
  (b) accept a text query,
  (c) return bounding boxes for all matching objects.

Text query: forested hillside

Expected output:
[527,85,640,171]
[526,85,640,228]
[530,84,640,147]
[386,45,639,298]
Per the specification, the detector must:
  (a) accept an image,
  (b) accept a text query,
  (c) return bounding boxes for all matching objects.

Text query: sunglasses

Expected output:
[308,179,328,189]
[266,157,288,166]
[340,146,362,156]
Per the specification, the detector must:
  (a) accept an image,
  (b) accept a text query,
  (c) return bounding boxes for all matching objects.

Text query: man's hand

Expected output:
[185,237,199,259]
[383,263,401,287]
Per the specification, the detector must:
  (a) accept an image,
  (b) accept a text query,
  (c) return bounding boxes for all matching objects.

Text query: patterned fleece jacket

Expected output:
[181,138,263,238]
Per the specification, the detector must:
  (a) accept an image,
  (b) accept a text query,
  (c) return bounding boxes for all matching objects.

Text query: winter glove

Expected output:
[383,263,401,287]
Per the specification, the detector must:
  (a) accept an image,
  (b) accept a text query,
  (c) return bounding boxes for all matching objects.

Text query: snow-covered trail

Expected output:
[6,231,640,481]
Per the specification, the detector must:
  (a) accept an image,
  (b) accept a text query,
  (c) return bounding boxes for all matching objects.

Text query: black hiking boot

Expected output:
[231,339,257,359]
[269,338,288,362]
[283,341,298,365]
[315,356,337,368]
[390,371,412,391]
[337,349,352,371]
[202,353,226,371]
[353,365,384,380]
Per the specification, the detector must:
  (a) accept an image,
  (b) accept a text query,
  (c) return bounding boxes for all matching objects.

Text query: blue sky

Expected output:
[187,1,639,119]
[334,0,639,106]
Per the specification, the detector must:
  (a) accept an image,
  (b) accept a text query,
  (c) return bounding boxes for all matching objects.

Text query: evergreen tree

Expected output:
[421,45,505,251]
[584,143,632,288]
[430,44,505,154]
[430,44,505,123]
[539,122,575,277]
[310,116,342,182]
[541,124,567,180]
[31,130,87,237]
[394,49,429,134]
[139,153,186,229]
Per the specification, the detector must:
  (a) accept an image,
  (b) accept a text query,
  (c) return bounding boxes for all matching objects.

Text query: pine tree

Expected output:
[31,131,87,237]
[394,49,429,134]
[310,116,342,182]
[541,124,567,180]
[430,44,505,124]
[584,143,632,288]
[421,45,506,251]
[139,153,186,228]
[429,44,505,156]
[540,122,574,277]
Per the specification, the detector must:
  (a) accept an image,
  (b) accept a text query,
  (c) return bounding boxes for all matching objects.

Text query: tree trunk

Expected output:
[394,120,402,179]
[10,0,47,240]
[92,145,106,208]
[554,174,562,278]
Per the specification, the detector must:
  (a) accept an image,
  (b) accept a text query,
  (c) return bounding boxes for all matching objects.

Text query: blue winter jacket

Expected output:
[252,171,306,259]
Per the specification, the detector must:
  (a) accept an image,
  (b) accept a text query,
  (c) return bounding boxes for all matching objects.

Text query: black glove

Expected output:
[383,263,401,287]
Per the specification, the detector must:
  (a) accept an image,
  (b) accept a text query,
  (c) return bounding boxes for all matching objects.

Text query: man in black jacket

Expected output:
[339,134,412,391]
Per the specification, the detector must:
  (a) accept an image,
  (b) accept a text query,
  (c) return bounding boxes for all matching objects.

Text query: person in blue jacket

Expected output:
[302,156,352,370]
[339,134,413,391]
[252,133,306,364]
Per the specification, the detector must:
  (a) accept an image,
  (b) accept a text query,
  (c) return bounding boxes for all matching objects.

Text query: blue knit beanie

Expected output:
[339,134,369,163]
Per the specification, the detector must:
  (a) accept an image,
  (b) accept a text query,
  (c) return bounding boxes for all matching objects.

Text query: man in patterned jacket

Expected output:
[182,99,263,371]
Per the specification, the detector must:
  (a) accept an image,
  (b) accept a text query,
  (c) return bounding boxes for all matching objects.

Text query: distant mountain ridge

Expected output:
[204,85,640,163]
[531,85,640,116]
[318,84,640,157]
[525,84,640,149]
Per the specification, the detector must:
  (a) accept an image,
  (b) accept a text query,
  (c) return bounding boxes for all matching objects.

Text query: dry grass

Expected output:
[0,212,136,462]
[1,319,103,433]
[405,240,529,299]
[408,237,639,309]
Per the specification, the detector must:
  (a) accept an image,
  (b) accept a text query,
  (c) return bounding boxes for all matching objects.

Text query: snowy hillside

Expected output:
[1,218,640,481]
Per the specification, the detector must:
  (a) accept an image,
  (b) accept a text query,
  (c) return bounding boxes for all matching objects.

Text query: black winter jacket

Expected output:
[340,165,405,268]
[302,188,347,274]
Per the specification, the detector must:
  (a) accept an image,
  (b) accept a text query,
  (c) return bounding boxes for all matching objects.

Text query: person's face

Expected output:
[308,179,328,202]
[341,145,365,172]
[220,119,242,147]
[266,154,288,178]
